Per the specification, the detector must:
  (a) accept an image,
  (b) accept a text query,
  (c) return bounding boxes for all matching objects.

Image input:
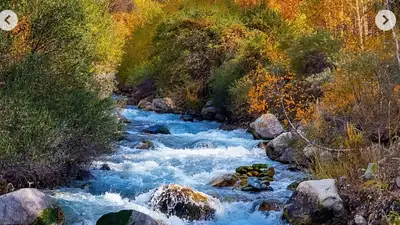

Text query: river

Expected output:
[53,106,303,225]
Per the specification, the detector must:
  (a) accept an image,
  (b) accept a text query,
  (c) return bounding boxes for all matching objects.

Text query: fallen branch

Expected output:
[280,96,351,152]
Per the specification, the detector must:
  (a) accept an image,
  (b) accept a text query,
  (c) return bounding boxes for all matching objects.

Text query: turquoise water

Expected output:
[54,106,302,225]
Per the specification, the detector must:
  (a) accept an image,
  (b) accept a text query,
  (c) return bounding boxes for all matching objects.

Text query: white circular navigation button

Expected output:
[375,10,396,31]
[0,10,18,31]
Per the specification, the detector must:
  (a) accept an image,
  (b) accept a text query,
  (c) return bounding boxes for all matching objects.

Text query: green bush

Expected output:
[287,31,340,76]
[0,0,121,189]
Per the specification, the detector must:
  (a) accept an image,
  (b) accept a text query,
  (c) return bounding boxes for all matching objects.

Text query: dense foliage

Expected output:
[118,0,400,184]
[0,0,125,189]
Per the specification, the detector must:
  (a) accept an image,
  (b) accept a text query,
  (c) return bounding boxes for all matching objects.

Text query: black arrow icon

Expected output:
[383,15,389,25]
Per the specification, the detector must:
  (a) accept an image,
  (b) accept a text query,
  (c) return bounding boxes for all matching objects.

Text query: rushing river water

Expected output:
[53,106,303,225]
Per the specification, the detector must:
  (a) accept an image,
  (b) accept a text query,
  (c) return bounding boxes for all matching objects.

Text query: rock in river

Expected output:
[143,125,171,135]
[76,170,95,181]
[100,163,111,171]
[0,188,64,225]
[233,164,274,192]
[96,210,158,225]
[283,179,346,225]
[152,97,175,113]
[138,98,153,111]
[150,184,219,221]
[248,113,284,140]
[211,174,239,187]
[262,132,309,167]
[136,140,154,150]
[257,200,283,212]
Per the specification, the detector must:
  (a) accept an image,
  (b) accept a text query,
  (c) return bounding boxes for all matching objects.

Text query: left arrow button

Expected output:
[0,10,18,31]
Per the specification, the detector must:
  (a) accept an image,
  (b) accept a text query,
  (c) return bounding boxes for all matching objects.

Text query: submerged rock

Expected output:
[181,114,195,122]
[192,140,217,149]
[257,200,283,212]
[143,125,171,135]
[76,170,94,181]
[0,188,64,225]
[249,114,284,140]
[246,177,267,191]
[150,184,218,221]
[283,179,346,225]
[100,164,111,171]
[96,210,158,225]
[136,140,154,150]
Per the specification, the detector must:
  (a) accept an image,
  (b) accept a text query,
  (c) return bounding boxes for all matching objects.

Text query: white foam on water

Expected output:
[54,107,303,225]
[55,191,186,225]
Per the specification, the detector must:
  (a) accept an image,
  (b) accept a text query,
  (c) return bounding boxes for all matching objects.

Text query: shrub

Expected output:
[321,53,400,144]
[287,31,340,77]
[228,76,253,122]
[0,0,121,189]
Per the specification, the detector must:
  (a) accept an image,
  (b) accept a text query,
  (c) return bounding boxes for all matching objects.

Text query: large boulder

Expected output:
[0,188,64,225]
[150,184,218,221]
[249,114,285,140]
[96,210,158,225]
[262,132,308,166]
[143,125,171,135]
[152,97,175,113]
[283,179,346,225]
[138,98,153,111]
[264,132,293,161]
[192,140,217,149]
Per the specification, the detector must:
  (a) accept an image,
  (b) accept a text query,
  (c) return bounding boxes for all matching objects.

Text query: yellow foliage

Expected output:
[267,0,302,20]
[248,66,314,124]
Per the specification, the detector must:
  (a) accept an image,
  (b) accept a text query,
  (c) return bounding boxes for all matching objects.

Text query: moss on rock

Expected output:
[31,207,64,225]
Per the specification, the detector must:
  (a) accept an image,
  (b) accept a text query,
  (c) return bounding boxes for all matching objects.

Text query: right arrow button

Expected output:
[376,10,396,31]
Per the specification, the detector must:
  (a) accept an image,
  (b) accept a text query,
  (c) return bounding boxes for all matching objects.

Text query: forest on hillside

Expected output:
[118,0,400,179]
[0,0,399,224]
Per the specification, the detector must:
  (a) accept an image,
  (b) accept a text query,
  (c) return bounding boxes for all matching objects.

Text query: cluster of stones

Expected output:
[235,164,275,192]
[211,164,275,192]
